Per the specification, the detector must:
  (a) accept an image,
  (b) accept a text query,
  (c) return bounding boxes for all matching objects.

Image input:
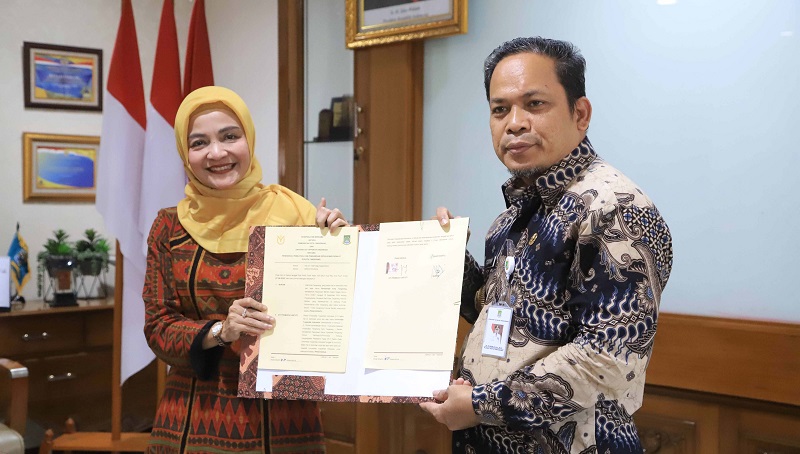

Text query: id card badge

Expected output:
[481,303,513,358]
[482,251,516,358]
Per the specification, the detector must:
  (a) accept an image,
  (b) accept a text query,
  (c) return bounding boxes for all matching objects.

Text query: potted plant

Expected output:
[75,228,110,277]
[36,229,77,305]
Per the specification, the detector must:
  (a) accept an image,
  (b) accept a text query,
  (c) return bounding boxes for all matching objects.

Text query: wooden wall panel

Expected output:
[404,404,452,454]
[736,410,800,453]
[353,42,423,224]
[277,0,305,194]
[635,392,720,453]
[641,313,800,452]
[647,313,800,406]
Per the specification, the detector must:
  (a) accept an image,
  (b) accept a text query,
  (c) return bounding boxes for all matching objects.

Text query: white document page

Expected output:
[256,231,452,397]
[363,218,469,370]
[258,226,359,373]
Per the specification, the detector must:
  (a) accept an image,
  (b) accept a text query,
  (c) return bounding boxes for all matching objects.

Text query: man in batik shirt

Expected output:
[420,37,673,454]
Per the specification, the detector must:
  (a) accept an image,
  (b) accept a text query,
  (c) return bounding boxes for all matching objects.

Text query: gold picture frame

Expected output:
[346,0,467,49]
[22,132,100,203]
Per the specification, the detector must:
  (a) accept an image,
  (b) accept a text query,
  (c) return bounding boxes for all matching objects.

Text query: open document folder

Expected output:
[238,218,469,403]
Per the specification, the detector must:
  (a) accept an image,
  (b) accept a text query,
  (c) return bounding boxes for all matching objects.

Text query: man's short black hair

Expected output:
[484,37,586,112]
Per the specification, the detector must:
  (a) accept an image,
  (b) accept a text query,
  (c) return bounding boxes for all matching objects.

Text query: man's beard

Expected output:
[508,166,543,183]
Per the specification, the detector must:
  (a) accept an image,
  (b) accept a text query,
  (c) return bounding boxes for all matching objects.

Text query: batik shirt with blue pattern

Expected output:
[453,137,673,454]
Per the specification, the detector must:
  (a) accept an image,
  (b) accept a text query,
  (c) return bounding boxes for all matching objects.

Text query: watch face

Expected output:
[212,323,221,336]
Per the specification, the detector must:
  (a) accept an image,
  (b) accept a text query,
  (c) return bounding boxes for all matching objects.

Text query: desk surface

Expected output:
[0,298,114,318]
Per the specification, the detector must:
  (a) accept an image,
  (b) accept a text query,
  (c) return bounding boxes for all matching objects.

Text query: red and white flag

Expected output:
[184,0,214,95]
[139,0,185,257]
[96,0,153,384]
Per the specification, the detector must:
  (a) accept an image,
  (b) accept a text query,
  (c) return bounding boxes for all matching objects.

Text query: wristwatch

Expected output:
[210,321,227,347]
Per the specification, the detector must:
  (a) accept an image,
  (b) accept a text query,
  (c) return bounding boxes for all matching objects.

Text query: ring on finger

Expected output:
[242,308,248,318]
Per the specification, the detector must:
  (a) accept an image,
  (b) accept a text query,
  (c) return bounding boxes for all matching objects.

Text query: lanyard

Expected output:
[482,242,515,358]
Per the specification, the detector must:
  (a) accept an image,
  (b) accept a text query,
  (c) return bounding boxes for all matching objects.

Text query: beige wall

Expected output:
[0,0,279,302]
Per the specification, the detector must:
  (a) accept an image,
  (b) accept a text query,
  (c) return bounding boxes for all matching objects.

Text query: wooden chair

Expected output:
[0,358,28,454]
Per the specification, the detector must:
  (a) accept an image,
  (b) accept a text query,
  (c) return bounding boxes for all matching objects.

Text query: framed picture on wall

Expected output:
[22,42,103,111]
[345,0,467,49]
[22,133,100,202]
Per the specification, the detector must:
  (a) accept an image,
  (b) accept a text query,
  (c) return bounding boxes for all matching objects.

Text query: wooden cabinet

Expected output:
[0,300,156,446]
[0,300,114,434]
[634,390,721,453]
[731,408,800,454]
[634,313,800,453]
[635,387,800,453]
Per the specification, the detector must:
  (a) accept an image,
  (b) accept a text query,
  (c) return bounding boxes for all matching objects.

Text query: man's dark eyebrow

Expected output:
[522,89,544,97]
[489,90,545,104]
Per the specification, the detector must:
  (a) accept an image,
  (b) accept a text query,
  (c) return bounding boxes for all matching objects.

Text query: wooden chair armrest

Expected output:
[0,358,28,435]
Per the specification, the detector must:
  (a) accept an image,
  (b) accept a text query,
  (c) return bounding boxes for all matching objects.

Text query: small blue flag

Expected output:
[7,223,30,295]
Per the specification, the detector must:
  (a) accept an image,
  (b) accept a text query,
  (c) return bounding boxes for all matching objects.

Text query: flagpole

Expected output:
[47,1,151,449]
[112,241,124,441]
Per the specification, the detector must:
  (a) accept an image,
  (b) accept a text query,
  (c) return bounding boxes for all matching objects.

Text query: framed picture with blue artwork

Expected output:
[22,42,103,111]
[22,132,100,202]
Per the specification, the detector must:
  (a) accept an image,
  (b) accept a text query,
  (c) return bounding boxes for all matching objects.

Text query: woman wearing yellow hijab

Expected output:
[143,86,345,453]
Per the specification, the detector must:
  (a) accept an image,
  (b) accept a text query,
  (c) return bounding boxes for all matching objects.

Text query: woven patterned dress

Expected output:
[143,207,326,454]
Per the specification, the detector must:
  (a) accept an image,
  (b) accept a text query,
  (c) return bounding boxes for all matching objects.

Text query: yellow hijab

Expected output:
[174,86,315,253]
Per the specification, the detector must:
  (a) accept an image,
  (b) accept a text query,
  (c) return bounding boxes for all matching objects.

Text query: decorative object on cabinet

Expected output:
[316,96,355,142]
[22,42,103,111]
[316,109,333,141]
[7,223,31,306]
[22,132,100,202]
[345,0,467,49]
[36,230,77,307]
[74,229,109,299]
